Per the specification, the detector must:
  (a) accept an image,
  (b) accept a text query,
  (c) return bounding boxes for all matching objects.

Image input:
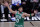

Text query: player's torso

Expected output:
[15,11,24,25]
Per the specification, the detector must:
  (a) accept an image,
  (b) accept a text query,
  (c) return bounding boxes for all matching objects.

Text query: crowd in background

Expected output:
[0,0,40,21]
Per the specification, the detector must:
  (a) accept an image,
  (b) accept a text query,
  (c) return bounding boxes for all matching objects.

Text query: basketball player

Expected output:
[4,2,36,27]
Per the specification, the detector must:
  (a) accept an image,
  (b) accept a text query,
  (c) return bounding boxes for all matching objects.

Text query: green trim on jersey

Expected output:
[14,11,24,27]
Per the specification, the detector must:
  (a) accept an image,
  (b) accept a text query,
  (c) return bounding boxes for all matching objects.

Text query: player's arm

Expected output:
[23,10,37,17]
[4,2,17,14]
[7,6,17,14]
[23,13,34,17]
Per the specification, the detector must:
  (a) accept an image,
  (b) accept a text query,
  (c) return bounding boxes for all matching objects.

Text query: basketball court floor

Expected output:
[0,21,40,27]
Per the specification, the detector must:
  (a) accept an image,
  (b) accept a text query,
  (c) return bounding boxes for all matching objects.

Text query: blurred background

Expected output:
[0,0,40,22]
[0,0,40,27]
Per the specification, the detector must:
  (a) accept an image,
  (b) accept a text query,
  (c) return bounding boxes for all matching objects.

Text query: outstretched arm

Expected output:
[7,6,17,14]
[23,10,37,17]
[23,13,34,17]
[4,2,17,14]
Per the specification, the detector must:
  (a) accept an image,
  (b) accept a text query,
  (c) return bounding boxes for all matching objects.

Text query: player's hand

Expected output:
[4,2,9,7]
[31,13,34,16]
[34,10,38,14]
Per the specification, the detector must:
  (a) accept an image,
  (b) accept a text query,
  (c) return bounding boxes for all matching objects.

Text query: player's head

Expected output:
[18,6,23,12]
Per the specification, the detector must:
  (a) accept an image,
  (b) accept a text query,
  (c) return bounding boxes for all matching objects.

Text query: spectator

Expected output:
[38,3,40,12]
[4,1,11,21]
[12,0,21,11]
[30,0,39,13]
[22,0,33,14]
[12,0,21,17]
[21,0,27,12]
[0,1,2,19]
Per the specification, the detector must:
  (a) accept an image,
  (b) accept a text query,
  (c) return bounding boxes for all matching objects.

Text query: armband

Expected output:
[30,14,32,17]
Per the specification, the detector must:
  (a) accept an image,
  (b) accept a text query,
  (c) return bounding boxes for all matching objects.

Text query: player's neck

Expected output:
[18,11,22,14]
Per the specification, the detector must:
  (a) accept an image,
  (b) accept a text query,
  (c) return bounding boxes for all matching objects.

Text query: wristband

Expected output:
[30,14,32,17]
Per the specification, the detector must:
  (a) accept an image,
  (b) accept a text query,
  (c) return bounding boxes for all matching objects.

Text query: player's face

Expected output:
[18,7,23,12]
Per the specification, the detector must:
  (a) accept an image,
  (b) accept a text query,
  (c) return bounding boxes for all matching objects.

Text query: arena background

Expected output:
[0,0,40,27]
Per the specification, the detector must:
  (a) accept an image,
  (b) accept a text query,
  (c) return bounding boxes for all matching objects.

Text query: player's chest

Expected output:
[16,14,22,19]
